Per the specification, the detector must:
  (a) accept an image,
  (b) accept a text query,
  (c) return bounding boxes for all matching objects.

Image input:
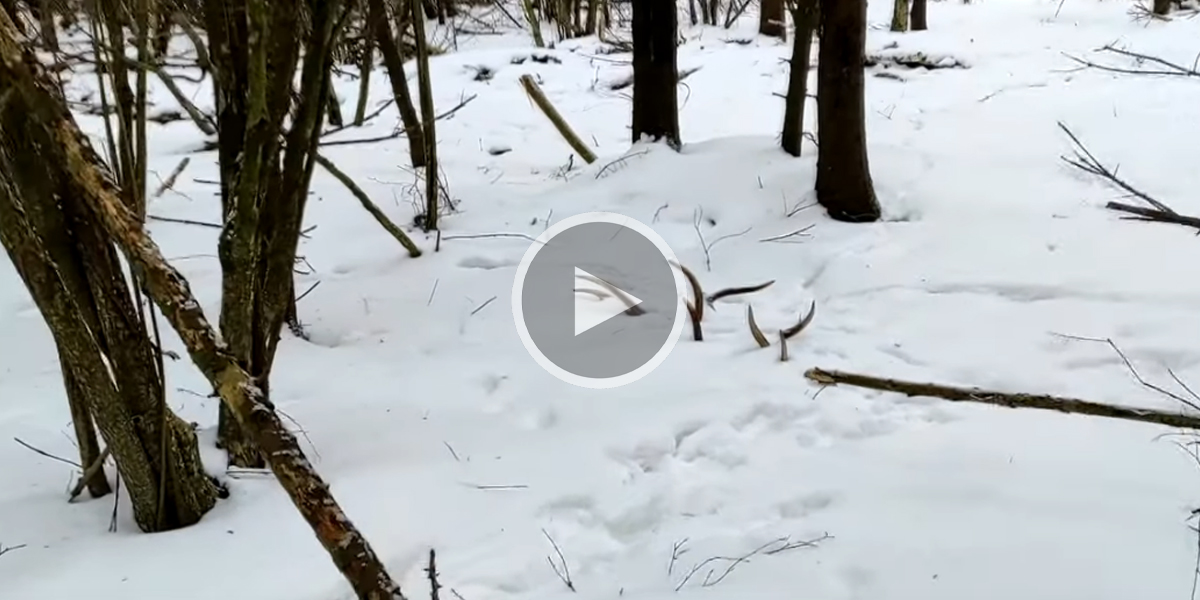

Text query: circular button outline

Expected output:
[511,211,686,389]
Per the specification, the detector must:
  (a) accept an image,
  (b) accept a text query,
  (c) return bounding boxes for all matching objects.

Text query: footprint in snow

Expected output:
[458,255,519,270]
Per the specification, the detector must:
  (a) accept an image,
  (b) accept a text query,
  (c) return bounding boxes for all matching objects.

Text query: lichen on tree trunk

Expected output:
[0,25,219,528]
[203,0,347,469]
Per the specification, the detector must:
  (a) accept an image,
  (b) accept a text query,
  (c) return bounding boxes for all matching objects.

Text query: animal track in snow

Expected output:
[458,255,518,270]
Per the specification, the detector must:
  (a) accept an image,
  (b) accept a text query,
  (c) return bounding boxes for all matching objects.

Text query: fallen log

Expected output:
[804,367,1200,430]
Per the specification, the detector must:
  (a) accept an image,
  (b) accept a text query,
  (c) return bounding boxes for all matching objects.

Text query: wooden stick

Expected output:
[518,74,597,164]
[313,152,422,258]
[804,367,1200,430]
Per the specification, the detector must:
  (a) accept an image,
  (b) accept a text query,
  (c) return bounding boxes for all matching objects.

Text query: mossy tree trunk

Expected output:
[0,12,410,596]
[202,0,346,468]
[370,0,427,167]
[0,9,218,531]
[889,0,908,31]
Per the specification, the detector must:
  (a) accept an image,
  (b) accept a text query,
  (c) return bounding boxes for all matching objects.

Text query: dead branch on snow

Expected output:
[1058,121,1200,232]
[804,367,1200,430]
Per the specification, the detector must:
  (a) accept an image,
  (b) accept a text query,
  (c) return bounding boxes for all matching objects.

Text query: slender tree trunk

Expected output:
[631,0,680,149]
[0,12,221,528]
[889,0,908,31]
[36,0,56,51]
[370,0,427,167]
[354,21,374,125]
[781,0,816,157]
[325,76,344,128]
[815,0,880,222]
[203,0,346,469]
[62,366,113,498]
[410,0,440,230]
[910,0,926,30]
[759,0,785,39]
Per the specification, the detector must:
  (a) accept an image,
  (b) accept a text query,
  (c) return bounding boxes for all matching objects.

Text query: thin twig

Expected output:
[13,437,80,468]
[543,529,577,592]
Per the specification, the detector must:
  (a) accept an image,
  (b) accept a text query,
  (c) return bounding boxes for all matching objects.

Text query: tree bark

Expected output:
[814,0,880,222]
[910,0,926,30]
[781,0,816,157]
[631,0,680,149]
[409,0,440,231]
[370,0,427,167]
[0,10,220,530]
[1153,0,1172,15]
[889,0,907,32]
[759,0,785,39]
[200,0,345,469]
[0,22,410,594]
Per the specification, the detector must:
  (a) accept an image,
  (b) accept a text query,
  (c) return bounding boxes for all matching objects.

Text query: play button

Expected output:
[512,212,686,389]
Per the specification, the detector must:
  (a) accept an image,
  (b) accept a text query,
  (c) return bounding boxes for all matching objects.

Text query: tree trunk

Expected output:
[36,0,56,51]
[203,0,346,469]
[889,0,907,31]
[815,0,880,222]
[781,0,816,157]
[62,366,114,498]
[910,0,926,30]
[631,0,680,149]
[370,0,427,167]
[0,27,409,595]
[410,0,440,231]
[0,11,220,530]
[1153,0,1172,15]
[759,0,785,39]
[0,0,23,34]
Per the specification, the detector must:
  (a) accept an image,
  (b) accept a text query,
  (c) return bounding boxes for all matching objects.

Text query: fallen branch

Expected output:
[1063,43,1200,78]
[148,214,221,229]
[69,445,112,501]
[152,157,190,199]
[313,153,422,258]
[518,74,597,164]
[1057,121,1200,232]
[804,368,1200,430]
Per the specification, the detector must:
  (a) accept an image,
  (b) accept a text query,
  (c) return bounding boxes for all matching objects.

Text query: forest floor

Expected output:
[4,1,1200,599]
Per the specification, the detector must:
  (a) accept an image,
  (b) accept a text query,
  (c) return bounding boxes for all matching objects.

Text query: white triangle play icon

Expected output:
[574,267,643,336]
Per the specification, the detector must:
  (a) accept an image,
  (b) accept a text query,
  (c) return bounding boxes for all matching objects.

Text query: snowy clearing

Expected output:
[4,1,1200,599]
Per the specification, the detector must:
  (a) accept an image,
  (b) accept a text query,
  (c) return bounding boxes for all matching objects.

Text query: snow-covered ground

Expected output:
[4,1,1200,598]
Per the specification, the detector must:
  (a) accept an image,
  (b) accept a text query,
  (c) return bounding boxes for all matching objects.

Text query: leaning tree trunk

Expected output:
[631,0,680,149]
[0,17,411,596]
[814,0,880,222]
[0,10,219,531]
[780,0,817,157]
[759,0,785,39]
[910,0,926,30]
[370,0,427,167]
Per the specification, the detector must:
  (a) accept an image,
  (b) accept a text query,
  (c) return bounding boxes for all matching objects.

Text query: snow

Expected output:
[3,0,1200,598]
